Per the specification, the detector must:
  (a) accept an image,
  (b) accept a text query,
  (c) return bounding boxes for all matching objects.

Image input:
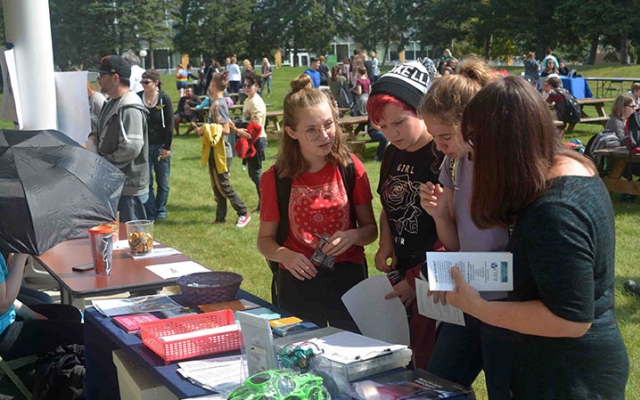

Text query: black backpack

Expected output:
[624,112,640,151]
[585,130,621,173]
[33,345,85,400]
[337,85,354,110]
[561,89,582,124]
[266,155,363,305]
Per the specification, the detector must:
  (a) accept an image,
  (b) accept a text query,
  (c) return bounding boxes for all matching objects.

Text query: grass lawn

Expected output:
[2,63,639,398]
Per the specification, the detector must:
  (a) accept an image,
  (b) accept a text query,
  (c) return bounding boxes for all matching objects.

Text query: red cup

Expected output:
[89,225,114,276]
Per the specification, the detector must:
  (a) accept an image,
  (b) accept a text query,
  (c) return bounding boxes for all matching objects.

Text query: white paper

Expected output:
[236,311,279,376]
[161,324,239,342]
[0,49,22,127]
[178,355,246,395]
[145,261,209,279]
[415,279,465,326]
[307,331,407,365]
[114,239,160,251]
[426,252,513,291]
[130,246,181,260]
[55,71,91,144]
[92,294,183,316]
[342,275,410,346]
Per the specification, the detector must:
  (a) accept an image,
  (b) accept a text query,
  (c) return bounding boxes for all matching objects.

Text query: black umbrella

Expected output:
[0,129,126,255]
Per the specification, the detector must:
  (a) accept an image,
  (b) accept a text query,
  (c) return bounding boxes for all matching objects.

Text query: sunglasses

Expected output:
[141,80,153,85]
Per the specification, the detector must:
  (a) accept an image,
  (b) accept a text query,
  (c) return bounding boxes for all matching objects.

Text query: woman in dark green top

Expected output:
[446,76,628,399]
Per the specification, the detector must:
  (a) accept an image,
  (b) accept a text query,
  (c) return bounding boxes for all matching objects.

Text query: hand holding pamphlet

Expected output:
[425,252,513,291]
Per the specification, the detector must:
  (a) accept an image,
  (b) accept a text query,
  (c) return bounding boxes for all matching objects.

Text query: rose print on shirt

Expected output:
[382,174,422,235]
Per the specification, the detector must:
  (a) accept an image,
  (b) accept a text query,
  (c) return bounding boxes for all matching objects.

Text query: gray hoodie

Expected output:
[96,90,149,196]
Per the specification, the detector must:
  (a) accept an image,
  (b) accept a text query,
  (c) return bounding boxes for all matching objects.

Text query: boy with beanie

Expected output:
[366,61,443,369]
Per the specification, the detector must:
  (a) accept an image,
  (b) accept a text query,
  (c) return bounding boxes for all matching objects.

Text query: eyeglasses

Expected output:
[243,83,254,88]
[627,105,636,109]
[141,80,153,85]
[303,120,334,142]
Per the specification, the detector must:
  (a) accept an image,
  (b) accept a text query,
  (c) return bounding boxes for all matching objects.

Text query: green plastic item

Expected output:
[227,369,330,400]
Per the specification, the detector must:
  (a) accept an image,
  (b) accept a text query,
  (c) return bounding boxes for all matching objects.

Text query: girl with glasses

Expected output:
[606,94,636,143]
[257,76,377,331]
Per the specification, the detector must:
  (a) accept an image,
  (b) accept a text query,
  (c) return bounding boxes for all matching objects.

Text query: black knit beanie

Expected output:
[370,61,431,110]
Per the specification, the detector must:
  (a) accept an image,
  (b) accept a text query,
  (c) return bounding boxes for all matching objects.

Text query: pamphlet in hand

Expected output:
[92,294,184,317]
[414,279,465,326]
[425,252,513,291]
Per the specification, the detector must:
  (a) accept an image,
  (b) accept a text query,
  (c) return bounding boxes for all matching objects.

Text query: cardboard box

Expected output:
[112,349,178,400]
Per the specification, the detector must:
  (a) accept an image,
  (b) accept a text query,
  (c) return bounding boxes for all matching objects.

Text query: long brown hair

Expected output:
[277,76,349,178]
[464,76,594,228]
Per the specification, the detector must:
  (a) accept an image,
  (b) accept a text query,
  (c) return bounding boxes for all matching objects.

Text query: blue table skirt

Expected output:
[84,291,274,400]
[561,77,593,99]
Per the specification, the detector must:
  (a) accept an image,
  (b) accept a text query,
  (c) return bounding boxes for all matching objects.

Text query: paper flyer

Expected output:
[426,252,513,291]
[342,275,410,346]
[415,279,465,326]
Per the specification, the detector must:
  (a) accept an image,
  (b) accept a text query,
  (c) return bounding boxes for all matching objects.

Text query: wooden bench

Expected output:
[566,116,609,133]
[265,111,283,132]
[347,139,377,160]
[593,147,640,195]
[339,115,369,140]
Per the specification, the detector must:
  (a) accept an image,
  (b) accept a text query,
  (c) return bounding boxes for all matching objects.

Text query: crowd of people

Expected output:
[2,46,631,400]
[256,55,629,399]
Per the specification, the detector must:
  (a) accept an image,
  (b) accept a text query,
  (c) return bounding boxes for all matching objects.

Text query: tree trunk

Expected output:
[587,35,598,65]
[484,34,493,61]
[620,30,629,65]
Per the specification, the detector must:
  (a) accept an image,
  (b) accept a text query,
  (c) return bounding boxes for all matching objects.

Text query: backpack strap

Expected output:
[268,155,363,305]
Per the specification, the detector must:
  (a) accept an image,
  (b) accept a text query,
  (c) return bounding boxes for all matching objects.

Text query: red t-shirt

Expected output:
[260,155,373,265]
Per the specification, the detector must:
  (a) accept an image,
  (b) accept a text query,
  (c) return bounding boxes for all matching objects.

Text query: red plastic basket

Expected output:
[139,310,241,364]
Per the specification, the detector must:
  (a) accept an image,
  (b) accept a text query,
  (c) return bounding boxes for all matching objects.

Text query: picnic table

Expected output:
[584,77,640,98]
[564,97,614,133]
[339,115,369,140]
[593,147,640,196]
[265,110,283,132]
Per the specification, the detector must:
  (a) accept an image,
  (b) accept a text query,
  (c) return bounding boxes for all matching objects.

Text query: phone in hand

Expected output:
[72,263,94,272]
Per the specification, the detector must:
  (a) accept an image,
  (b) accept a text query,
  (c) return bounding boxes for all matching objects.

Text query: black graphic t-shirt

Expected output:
[377,141,442,272]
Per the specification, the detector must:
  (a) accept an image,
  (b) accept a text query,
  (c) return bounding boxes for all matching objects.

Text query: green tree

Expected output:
[174,0,254,62]
[50,0,118,70]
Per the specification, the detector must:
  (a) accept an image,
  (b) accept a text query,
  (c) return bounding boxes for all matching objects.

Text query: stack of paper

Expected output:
[177,355,247,395]
[92,295,183,317]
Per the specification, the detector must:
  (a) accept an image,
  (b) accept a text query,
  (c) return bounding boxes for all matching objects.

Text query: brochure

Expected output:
[112,312,159,333]
[415,279,465,326]
[92,294,183,317]
[351,368,473,399]
[426,252,513,291]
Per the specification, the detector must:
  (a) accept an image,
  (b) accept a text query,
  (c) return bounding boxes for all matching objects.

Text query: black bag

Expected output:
[33,345,85,400]
[561,89,582,124]
[337,85,354,110]
[585,130,621,173]
[624,112,640,151]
